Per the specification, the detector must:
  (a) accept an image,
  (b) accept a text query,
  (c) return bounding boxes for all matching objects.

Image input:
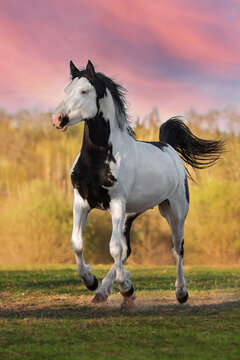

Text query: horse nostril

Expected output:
[51,113,67,129]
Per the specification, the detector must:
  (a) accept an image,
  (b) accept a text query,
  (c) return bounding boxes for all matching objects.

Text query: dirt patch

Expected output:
[0,289,239,319]
[97,289,240,313]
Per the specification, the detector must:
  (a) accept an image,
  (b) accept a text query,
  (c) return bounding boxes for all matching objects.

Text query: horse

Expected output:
[51,60,224,304]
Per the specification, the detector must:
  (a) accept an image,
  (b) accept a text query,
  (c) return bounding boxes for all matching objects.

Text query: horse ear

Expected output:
[86,60,95,79]
[70,60,80,79]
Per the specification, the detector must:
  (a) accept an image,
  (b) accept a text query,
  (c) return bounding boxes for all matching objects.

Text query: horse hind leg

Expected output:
[158,196,189,304]
[171,221,188,303]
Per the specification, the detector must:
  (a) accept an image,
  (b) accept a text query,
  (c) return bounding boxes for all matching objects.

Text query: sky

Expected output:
[0,0,240,121]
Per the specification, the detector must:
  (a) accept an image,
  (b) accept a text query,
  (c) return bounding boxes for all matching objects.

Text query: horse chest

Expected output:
[71,153,116,210]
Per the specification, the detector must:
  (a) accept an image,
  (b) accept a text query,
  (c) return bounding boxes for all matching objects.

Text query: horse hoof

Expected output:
[86,275,98,291]
[120,284,134,298]
[121,294,136,310]
[177,291,189,304]
[92,293,107,304]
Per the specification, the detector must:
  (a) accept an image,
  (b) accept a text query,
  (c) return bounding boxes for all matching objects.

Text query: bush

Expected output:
[185,178,240,265]
[0,180,73,264]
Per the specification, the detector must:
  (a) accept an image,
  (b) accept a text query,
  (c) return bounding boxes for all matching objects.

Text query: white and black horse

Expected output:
[51,60,224,304]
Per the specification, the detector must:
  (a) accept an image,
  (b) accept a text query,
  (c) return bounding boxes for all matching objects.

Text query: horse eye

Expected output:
[81,90,87,95]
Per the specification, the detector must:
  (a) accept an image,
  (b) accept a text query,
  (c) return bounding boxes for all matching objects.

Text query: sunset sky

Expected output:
[0,0,240,121]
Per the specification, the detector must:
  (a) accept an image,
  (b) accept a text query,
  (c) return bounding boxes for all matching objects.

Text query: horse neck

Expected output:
[81,115,129,167]
[81,91,129,158]
[82,114,110,152]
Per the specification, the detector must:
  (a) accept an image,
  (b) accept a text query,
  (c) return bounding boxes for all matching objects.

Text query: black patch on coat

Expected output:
[184,176,190,203]
[180,239,184,257]
[140,141,168,151]
[123,214,140,260]
[71,113,116,209]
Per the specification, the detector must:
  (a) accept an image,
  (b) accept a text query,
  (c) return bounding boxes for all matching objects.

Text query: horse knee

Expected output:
[173,238,184,254]
[110,240,122,260]
[71,237,83,255]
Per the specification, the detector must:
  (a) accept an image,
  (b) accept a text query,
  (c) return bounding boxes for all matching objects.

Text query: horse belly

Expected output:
[126,145,180,213]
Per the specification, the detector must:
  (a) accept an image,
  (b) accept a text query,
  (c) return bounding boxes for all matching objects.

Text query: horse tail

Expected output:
[159,117,225,173]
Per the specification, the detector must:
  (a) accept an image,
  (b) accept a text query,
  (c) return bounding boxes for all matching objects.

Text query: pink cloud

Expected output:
[0,0,239,120]
[92,0,240,74]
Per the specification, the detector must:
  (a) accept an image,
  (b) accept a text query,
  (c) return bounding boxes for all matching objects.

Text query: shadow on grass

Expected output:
[1,267,239,294]
[0,300,239,320]
[0,269,97,295]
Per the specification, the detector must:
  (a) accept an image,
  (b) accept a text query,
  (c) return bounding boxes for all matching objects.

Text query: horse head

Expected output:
[51,60,103,131]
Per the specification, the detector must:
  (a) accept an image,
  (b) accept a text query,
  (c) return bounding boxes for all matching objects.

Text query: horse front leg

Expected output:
[71,189,98,291]
[92,201,134,303]
[92,213,137,303]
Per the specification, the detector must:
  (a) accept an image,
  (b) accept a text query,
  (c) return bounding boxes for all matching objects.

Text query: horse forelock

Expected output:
[72,69,135,136]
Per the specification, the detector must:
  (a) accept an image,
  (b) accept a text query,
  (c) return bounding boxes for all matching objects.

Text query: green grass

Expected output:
[0,265,239,360]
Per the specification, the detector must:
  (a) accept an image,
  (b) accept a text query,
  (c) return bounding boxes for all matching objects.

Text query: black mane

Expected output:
[72,69,135,136]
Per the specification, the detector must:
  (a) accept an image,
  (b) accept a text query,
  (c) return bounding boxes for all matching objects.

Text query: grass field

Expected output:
[0,265,239,360]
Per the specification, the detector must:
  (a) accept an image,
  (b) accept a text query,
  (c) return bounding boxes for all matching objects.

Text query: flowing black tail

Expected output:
[159,117,225,175]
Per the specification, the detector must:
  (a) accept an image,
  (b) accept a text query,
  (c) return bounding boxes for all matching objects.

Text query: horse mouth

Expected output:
[56,115,69,132]
[57,124,68,132]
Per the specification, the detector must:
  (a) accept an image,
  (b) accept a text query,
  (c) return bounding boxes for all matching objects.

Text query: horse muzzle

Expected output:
[51,113,69,132]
